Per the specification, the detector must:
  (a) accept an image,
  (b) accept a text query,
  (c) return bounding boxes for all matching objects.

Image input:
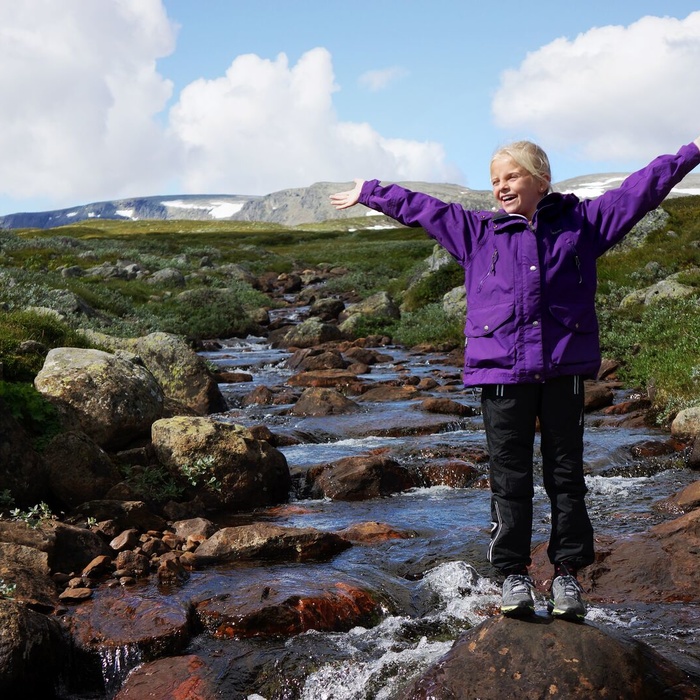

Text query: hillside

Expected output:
[3,173,700,230]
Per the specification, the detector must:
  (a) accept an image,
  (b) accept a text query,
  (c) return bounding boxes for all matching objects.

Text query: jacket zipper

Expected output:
[477,249,499,292]
[568,242,582,284]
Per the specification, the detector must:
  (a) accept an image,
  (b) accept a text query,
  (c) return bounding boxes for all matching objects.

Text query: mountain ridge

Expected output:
[2,172,700,230]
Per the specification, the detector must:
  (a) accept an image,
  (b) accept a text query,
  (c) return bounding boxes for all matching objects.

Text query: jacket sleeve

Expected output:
[582,142,700,257]
[358,179,478,265]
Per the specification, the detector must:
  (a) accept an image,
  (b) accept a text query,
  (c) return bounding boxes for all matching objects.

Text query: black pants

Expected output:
[481,376,594,574]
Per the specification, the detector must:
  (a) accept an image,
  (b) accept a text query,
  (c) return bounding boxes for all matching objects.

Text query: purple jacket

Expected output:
[359,142,700,387]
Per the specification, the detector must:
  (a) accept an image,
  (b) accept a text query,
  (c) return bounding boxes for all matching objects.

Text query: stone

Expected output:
[672,406,700,438]
[34,347,164,449]
[289,387,360,416]
[401,615,700,699]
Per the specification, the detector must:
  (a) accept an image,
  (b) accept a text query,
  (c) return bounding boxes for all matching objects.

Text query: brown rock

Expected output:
[416,397,475,416]
[583,380,615,412]
[193,523,350,564]
[196,581,382,639]
[289,387,360,416]
[309,455,416,501]
[287,369,360,388]
[358,384,420,402]
[110,528,140,552]
[113,654,218,700]
[401,615,699,699]
[337,521,418,543]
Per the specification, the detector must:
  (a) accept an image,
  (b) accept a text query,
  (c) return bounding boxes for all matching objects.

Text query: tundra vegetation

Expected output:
[1,196,700,448]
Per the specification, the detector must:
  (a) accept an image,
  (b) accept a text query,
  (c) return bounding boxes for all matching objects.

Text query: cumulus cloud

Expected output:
[492,12,700,161]
[358,66,408,92]
[169,48,457,194]
[0,0,179,205]
[0,0,457,209]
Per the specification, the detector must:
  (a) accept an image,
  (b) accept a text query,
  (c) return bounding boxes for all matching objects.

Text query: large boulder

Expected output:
[0,600,66,697]
[34,348,164,449]
[281,318,343,348]
[84,330,226,415]
[339,292,400,336]
[151,417,291,511]
[0,398,49,508]
[401,615,699,699]
[43,431,122,509]
[671,406,700,438]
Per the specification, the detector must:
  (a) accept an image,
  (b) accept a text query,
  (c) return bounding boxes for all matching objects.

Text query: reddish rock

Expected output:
[196,581,382,639]
[416,397,475,416]
[337,521,417,543]
[419,460,481,488]
[584,381,615,412]
[289,387,360,416]
[689,437,700,470]
[82,555,113,579]
[655,480,700,516]
[114,654,218,700]
[110,529,140,552]
[357,384,420,402]
[215,371,253,383]
[309,455,416,501]
[241,385,275,406]
[630,439,678,458]
[287,369,361,389]
[531,510,700,603]
[602,397,652,415]
[401,615,699,699]
[286,347,347,371]
[193,523,351,564]
[66,588,192,660]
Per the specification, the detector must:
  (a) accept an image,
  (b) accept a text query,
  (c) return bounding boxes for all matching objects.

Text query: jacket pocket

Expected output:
[548,304,599,366]
[465,301,516,368]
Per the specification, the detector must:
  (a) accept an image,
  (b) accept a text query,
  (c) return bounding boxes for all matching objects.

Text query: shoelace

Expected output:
[558,575,582,597]
[509,575,532,593]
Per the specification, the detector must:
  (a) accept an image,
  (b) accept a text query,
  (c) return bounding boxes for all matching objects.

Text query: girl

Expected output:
[330,136,700,619]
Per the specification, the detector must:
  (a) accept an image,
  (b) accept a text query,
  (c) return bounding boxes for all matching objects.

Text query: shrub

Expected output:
[0,381,63,448]
[401,262,464,312]
[392,303,464,348]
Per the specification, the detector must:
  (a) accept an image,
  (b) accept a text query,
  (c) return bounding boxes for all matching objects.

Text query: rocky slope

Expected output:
[3,173,699,230]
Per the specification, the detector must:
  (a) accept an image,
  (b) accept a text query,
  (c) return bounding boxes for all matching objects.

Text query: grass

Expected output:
[1,196,700,423]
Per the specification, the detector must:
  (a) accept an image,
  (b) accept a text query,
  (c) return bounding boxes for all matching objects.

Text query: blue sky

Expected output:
[1,1,699,215]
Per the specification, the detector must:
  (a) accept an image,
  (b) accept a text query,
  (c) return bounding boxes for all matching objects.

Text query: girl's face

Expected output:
[490,155,548,222]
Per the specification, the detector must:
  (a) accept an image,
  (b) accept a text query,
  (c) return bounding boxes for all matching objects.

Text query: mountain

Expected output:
[2,173,700,230]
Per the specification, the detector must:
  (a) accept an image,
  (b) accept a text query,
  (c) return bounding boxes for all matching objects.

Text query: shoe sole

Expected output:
[502,603,535,618]
[549,605,586,621]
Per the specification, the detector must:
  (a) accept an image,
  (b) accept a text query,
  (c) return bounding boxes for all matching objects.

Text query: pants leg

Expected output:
[539,375,594,569]
[481,383,539,574]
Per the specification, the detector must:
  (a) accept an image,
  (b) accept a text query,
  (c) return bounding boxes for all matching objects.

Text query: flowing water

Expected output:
[186,333,700,698]
[62,326,700,698]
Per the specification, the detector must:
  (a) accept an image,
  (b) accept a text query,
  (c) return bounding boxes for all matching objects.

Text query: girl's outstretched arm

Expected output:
[330,179,365,209]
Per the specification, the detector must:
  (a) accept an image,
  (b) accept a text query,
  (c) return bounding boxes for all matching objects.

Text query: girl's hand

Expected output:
[330,179,365,209]
[694,135,700,150]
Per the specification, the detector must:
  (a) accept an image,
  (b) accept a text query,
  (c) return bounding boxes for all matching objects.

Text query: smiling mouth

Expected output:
[502,195,516,204]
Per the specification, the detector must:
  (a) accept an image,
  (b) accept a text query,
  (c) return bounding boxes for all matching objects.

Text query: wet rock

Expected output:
[401,615,700,699]
[82,555,113,579]
[65,588,192,667]
[417,460,481,488]
[44,431,122,509]
[287,368,361,389]
[171,517,218,542]
[689,437,700,470]
[34,347,164,449]
[0,599,65,697]
[337,521,418,544]
[308,455,416,501]
[289,387,361,416]
[194,523,350,564]
[113,654,219,700]
[357,384,420,402]
[655,480,700,515]
[416,397,476,416]
[602,396,652,415]
[114,550,151,578]
[110,529,140,552]
[241,385,276,406]
[196,581,382,639]
[532,509,700,604]
[0,398,50,508]
[583,380,615,412]
[151,417,291,511]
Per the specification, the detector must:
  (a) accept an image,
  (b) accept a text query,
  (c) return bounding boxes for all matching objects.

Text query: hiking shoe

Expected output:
[501,574,535,617]
[548,575,587,620]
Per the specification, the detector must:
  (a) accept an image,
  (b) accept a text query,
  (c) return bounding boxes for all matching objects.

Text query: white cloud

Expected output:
[168,48,458,194]
[0,1,457,209]
[492,12,700,161]
[0,0,179,205]
[358,66,408,92]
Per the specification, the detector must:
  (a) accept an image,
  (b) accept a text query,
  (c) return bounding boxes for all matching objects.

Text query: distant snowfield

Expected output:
[163,199,245,218]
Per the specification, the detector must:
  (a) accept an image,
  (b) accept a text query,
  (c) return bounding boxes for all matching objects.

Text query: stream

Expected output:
[63,314,700,698]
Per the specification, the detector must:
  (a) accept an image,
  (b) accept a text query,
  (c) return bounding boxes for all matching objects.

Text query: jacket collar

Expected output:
[492,192,580,232]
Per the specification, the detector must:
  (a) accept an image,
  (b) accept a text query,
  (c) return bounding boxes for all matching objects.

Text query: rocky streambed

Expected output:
[2,291,700,699]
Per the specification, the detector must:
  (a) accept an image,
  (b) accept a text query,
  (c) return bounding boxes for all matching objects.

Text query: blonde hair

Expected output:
[491,141,552,192]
